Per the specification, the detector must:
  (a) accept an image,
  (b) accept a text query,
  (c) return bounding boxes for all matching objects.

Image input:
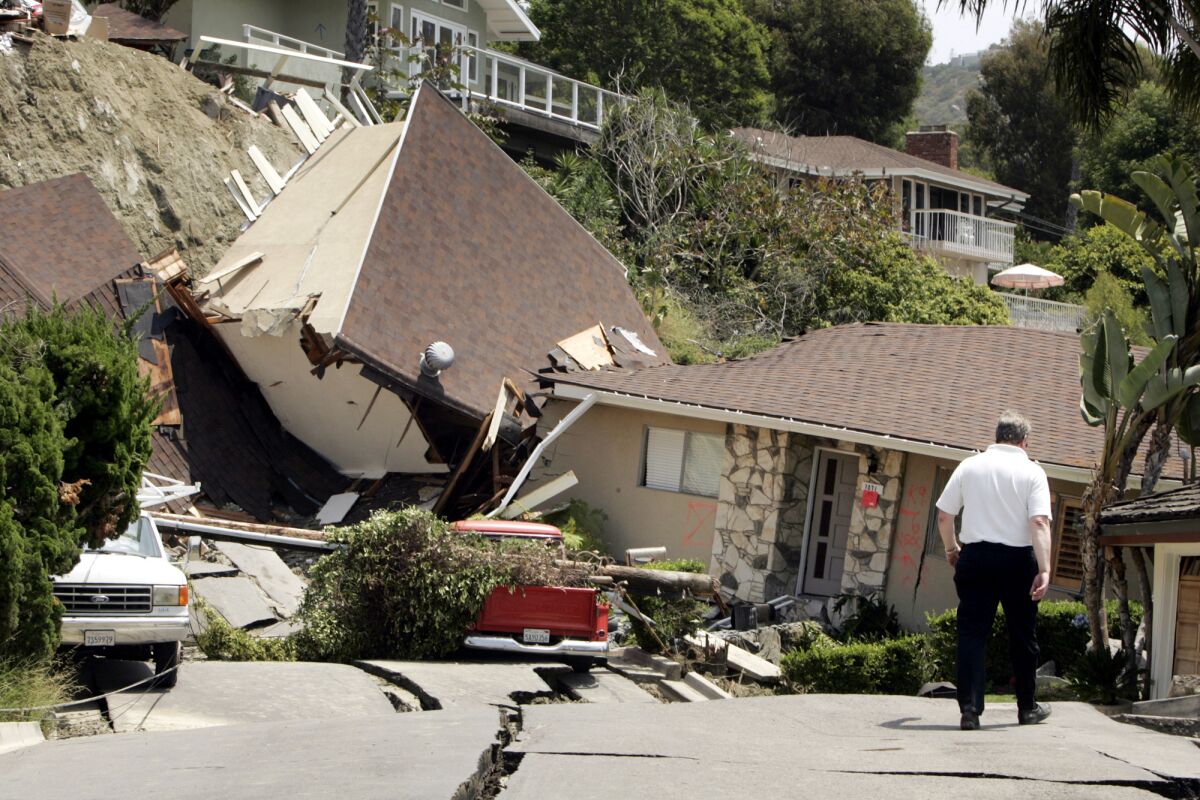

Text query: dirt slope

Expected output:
[0,34,302,276]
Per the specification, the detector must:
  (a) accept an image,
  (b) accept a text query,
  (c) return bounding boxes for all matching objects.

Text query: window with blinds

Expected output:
[642,427,723,498]
[1051,498,1085,591]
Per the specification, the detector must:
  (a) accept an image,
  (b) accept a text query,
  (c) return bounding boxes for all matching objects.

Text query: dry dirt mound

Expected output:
[0,34,301,276]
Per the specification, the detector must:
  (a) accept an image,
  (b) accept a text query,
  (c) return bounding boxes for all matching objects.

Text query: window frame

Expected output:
[640,426,723,499]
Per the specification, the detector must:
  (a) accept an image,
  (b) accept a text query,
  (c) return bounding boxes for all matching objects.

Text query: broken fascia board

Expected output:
[191,35,374,74]
[486,392,598,519]
[499,470,578,519]
[323,88,362,129]
[202,251,265,286]
[152,515,338,553]
[551,382,1100,485]
[481,382,509,453]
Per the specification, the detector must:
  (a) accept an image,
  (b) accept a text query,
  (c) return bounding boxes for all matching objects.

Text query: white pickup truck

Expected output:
[52,514,190,688]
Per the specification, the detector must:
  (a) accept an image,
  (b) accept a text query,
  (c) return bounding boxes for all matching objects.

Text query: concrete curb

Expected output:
[0,721,44,755]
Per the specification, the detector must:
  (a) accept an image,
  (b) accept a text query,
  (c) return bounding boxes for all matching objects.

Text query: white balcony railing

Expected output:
[908,209,1016,264]
[1000,293,1086,333]
[461,46,620,130]
[243,24,345,60]
[384,44,620,131]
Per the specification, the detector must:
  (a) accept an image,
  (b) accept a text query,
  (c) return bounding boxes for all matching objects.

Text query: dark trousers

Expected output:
[954,541,1040,715]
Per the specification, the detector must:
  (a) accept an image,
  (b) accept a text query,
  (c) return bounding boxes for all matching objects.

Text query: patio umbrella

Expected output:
[990,263,1065,291]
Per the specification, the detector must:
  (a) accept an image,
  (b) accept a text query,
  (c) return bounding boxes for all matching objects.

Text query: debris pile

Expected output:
[0,34,300,276]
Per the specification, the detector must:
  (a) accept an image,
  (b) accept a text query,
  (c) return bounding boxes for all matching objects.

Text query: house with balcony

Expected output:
[732,125,1029,286]
[163,0,618,157]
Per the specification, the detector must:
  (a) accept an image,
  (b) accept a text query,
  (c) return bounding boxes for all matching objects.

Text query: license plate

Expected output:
[84,630,116,647]
[522,628,550,644]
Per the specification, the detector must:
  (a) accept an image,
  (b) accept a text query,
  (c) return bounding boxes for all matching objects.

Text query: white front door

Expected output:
[800,451,858,596]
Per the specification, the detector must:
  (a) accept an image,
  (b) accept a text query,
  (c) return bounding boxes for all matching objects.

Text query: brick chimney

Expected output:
[905,124,958,170]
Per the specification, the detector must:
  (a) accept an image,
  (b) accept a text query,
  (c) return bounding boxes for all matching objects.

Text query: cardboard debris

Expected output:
[316,492,359,525]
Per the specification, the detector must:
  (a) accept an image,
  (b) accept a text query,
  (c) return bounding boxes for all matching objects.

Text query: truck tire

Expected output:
[567,656,594,674]
[152,642,180,688]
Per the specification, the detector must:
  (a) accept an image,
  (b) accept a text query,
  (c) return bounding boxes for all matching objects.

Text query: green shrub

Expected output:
[781,636,933,694]
[627,559,708,653]
[832,593,901,642]
[926,599,1142,688]
[293,507,575,662]
[1066,646,1140,704]
[543,498,609,554]
[194,597,296,662]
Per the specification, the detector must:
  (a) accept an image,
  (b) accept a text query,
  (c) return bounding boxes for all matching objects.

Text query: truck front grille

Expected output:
[53,584,152,615]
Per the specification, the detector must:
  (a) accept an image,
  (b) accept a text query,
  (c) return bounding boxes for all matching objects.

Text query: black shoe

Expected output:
[1018,703,1051,725]
[960,711,980,730]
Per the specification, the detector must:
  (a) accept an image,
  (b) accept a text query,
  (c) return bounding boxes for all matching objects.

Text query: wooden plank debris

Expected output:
[281,104,319,155]
[323,88,362,129]
[294,88,333,141]
[481,382,510,453]
[224,177,258,221]
[248,145,286,195]
[203,251,264,286]
[499,471,578,519]
[230,169,262,216]
[685,632,782,683]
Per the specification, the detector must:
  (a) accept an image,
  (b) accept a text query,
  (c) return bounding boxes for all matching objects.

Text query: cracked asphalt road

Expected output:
[503,695,1200,799]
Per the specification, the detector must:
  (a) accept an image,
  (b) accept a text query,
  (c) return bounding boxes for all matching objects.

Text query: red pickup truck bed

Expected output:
[453,520,609,668]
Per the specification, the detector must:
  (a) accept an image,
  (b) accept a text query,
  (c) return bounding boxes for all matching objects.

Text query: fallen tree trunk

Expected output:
[151,513,722,595]
[563,561,720,598]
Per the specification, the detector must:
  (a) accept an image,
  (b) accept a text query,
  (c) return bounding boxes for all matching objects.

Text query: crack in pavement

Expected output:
[828,769,1200,799]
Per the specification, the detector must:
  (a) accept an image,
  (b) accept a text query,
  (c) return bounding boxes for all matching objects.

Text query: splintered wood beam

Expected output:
[433,411,494,515]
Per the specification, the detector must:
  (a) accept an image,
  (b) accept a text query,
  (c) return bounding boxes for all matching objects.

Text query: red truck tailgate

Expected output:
[472,585,607,641]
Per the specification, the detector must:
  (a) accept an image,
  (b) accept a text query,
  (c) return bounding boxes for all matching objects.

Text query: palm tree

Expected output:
[344,0,369,90]
[943,1,1200,126]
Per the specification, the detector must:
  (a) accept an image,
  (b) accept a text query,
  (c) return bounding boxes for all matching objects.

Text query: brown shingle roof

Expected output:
[92,4,187,43]
[1100,482,1200,526]
[335,84,667,419]
[0,174,142,308]
[549,322,1180,477]
[731,127,1026,200]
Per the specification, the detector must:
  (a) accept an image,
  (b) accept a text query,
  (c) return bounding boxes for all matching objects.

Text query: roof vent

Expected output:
[419,341,455,378]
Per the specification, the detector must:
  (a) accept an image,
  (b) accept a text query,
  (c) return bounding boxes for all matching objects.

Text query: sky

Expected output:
[921,1,1040,64]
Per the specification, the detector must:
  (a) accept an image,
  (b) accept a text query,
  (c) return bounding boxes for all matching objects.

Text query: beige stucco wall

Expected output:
[883,452,1145,632]
[213,321,446,477]
[526,399,726,564]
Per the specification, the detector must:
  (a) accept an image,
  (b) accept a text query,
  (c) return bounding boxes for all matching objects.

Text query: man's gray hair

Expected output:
[995,411,1031,444]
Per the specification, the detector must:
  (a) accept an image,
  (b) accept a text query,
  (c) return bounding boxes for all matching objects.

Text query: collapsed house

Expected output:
[181,82,665,518]
[525,323,1185,627]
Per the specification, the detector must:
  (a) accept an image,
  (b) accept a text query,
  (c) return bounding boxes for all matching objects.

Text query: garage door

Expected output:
[1175,558,1200,677]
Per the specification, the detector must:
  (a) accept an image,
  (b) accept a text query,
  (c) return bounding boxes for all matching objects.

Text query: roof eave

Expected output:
[550,381,1168,487]
[748,150,1029,205]
[478,0,540,41]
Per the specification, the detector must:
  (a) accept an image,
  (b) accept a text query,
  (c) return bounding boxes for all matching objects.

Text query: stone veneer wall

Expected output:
[710,423,906,604]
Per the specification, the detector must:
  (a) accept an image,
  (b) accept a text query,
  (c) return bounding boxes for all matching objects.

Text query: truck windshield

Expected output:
[88,517,160,558]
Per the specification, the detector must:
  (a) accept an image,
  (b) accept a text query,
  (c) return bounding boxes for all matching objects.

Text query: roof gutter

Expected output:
[748,151,1029,204]
[552,382,1096,484]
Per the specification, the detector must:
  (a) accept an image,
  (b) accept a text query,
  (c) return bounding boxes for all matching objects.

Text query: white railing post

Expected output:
[490,51,498,99]
[518,66,526,107]
[546,73,553,114]
[571,82,579,121]
[597,91,604,126]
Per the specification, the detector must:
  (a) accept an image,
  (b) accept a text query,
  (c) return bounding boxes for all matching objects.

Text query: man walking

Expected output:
[936,411,1053,730]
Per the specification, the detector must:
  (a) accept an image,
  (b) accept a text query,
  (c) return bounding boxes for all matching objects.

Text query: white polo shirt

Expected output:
[935,443,1052,547]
